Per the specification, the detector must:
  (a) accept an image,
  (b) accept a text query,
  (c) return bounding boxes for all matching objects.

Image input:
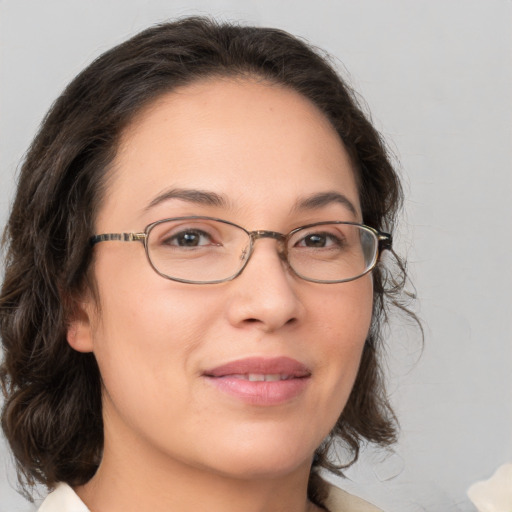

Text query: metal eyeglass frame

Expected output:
[90,216,392,285]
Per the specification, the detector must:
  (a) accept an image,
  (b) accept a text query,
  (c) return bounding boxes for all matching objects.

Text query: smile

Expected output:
[231,373,295,382]
[203,357,311,406]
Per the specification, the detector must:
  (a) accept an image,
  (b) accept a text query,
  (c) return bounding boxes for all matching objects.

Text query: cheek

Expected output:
[92,285,215,375]
[88,252,223,407]
[315,275,373,347]
[311,276,373,405]
[89,282,226,456]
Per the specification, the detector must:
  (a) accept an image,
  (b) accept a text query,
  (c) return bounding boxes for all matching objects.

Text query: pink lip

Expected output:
[203,357,311,406]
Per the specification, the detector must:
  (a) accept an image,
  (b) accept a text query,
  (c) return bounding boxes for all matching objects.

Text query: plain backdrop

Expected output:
[1,1,511,511]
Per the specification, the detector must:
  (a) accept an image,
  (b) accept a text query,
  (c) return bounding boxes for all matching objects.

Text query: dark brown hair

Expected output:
[0,16,411,506]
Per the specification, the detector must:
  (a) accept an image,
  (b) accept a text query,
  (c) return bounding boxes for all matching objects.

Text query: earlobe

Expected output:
[66,299,95,353]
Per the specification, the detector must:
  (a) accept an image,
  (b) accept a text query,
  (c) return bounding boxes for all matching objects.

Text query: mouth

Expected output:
[226,373,299,382]
[203,357,311,406]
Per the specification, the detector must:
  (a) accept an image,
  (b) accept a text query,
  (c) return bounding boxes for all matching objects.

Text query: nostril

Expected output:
[242,316,297,326]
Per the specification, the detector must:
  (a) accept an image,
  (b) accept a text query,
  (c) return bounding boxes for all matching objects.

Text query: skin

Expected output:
[68,77,374,512]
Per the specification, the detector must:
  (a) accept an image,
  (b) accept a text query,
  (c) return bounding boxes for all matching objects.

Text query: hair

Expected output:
[0,16,413,507]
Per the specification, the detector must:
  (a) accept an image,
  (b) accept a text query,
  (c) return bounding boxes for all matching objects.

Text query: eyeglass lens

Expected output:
[145,218,378,284]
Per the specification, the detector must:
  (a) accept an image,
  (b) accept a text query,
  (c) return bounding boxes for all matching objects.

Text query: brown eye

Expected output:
[296,232,344,248]
[165,230,214,247]
[304,233,326,247]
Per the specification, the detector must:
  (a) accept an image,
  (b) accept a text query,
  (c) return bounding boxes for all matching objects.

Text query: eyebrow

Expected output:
[145,187,230,211]
[293,192,358,217]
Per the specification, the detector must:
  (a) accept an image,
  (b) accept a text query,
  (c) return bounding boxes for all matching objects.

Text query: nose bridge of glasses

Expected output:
[248,230,288,261]
[250,230,286,242]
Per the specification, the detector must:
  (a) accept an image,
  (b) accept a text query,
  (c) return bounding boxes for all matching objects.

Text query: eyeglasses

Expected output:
[90,216,392,284]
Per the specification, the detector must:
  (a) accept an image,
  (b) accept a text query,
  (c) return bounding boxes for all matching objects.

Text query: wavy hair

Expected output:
[0,16,413,506]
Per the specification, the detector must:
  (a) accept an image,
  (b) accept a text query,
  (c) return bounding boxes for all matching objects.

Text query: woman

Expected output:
[0,17,410,512]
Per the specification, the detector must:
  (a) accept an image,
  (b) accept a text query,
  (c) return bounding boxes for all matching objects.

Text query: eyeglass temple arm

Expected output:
[378,232,392,252]
[89,233,146,246]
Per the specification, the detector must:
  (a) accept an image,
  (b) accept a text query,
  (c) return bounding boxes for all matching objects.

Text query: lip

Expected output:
[202,357,311,406]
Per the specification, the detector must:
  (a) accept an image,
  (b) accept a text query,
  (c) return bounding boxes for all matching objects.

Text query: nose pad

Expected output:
[239,245,249,263]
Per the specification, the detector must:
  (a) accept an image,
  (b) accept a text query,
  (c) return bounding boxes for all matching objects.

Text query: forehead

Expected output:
[100,78,360,229]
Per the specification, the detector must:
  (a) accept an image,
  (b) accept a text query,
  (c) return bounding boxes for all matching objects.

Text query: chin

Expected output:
[214,456,311,481]
[197,432,318,480]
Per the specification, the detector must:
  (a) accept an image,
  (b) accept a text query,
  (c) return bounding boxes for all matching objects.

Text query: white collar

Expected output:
[38,483,89,512]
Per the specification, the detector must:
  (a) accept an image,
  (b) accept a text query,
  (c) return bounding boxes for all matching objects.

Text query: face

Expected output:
[70,78,373,481]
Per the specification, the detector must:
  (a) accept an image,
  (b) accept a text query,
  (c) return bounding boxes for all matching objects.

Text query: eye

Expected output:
[295,231,344,248]
[164,229,217,248]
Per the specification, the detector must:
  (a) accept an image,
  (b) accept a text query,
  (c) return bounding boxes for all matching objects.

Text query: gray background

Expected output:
[1,1,511,511]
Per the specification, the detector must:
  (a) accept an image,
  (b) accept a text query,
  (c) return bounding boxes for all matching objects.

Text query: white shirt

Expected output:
[38,481,382,512]
[38,483,88,512]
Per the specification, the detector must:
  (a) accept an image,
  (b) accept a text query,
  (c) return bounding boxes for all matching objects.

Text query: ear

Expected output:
[66,295,96,353]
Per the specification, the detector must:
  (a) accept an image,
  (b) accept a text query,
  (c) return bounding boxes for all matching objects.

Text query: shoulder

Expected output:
[38,483,89,512]
[324,481,383,512]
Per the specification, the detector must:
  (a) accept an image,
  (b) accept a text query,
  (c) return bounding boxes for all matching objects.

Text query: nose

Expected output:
[225,238,303,333]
